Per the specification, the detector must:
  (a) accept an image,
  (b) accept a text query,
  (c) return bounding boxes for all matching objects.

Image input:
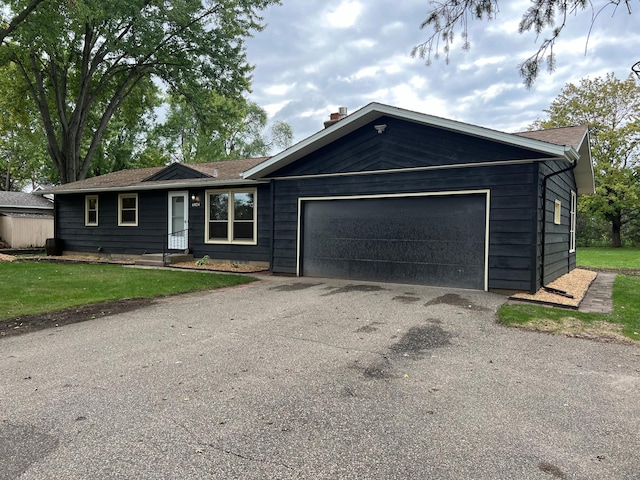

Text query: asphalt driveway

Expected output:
[1,275,639,479]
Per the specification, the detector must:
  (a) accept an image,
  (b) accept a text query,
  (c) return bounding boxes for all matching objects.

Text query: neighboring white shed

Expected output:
[0,192,54,249]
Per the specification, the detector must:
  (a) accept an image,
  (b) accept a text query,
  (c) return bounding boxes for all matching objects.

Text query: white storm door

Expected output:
[168,191,189,250]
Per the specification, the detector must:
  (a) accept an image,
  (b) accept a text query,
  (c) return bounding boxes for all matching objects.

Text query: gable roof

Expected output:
[515,125,594,194]
[41,157,270,194]
[243,102,595,194]
[0,191,53,210]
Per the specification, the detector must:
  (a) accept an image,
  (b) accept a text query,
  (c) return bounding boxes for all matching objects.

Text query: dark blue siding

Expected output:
[270,117,548,178]
[56,191,166,254]
[55,185,271,263]
[270,163,539,291]
[536,161,578,289]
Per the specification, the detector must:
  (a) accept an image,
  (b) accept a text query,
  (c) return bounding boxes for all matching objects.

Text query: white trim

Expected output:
[84,195,98,227]
[118,193,138,227]
[296,189,491,291]
[554,199,562,225]
[569,190,577,253]
[244,102,579,179]
[267,157,565,182]
[204,188,258,245]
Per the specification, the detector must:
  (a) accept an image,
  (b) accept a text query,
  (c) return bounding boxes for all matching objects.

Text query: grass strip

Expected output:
[0,261,255,320]
[498,274,640,342]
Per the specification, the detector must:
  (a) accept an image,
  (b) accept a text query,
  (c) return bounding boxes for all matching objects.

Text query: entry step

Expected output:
[135,253,193,267]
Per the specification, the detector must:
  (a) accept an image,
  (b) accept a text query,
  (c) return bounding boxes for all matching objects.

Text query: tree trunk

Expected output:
[611,215,622,247]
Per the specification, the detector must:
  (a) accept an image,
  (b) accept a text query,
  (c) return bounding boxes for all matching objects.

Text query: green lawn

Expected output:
[0,262,255,320]
[500,247,640,342]
[577,247,640,269]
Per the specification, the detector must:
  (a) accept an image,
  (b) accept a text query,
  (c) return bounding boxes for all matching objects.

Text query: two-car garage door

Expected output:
[300,192,488,290]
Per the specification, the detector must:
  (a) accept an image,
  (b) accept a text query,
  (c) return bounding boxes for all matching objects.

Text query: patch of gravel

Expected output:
[511,268,597,307]
[0,253,17,262]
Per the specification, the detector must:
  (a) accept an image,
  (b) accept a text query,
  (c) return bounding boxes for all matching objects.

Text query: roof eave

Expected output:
[43,178,267,195]
[574,130,596,195]
[0,204,53,210]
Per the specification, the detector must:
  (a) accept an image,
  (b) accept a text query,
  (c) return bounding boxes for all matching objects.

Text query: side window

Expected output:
[85,195,98,226]
[554,199,562,225]
[118,193,138,226]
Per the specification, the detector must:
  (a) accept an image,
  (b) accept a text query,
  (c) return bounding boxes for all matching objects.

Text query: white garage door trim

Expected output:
[296,189,491,291]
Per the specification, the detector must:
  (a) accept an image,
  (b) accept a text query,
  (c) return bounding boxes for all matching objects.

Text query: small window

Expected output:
[118,193,138,226]
[554,199,562,225]
[85,195,98,226]
[569,191,577,253]
[205,189,256,244]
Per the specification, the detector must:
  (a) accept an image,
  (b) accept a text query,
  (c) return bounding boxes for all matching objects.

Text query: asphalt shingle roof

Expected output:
[0,191,54,209]
[514,125,588,150]
[42,157,270,194]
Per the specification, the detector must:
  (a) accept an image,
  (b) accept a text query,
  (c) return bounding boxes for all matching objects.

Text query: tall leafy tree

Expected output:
[156,94,293,163]
[0,61,51,190]
[2,0,279,184]
[414,1,637,87]
[532,73,640,247]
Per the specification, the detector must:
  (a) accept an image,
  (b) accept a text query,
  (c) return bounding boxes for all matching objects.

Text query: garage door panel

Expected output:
[303,257,485,288]
[305,238,485,265]
[301,194,487,289]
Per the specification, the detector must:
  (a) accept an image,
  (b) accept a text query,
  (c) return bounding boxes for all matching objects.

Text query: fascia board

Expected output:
[46,178,267,195]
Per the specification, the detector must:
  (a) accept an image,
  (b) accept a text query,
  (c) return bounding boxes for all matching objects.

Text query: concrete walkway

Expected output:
[578,272,616,314]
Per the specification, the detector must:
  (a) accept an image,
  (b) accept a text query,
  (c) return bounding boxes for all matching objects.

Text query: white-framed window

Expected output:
[569,190,577,253]
[118,193,138,226]
[205,189,256,244]
[85,195,98,226]
[554,199,562,225]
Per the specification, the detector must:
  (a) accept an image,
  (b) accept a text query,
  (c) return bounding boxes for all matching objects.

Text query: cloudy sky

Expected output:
[244,0,640,145]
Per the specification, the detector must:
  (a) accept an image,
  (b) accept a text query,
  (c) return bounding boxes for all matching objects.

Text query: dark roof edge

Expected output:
[44,178,268,195]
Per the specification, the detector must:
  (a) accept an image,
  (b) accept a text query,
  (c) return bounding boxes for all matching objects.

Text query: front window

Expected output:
[118,193,138,226]
[206,189,256,244]
[85,195,98,226]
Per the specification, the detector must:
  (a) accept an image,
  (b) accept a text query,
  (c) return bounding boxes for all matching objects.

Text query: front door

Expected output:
[168,191,189,250]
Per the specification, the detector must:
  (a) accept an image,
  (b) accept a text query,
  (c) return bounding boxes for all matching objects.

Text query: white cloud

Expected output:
[262,101,289,118]
[325,0,363,29]
[264,84,296,96]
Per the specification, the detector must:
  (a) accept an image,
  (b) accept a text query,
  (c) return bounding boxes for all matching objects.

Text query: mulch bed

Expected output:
[510,268,598,308]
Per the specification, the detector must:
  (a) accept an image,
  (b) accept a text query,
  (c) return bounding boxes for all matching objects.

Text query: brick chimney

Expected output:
[323,107,348,128]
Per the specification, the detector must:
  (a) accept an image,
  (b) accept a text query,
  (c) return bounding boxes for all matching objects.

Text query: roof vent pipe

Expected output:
[338,106,348,118]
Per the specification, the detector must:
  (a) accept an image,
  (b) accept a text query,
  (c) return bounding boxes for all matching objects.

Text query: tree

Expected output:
[88,78,165,177]
[2,0,279,184]
[156,94,293,163]
[0,61,51,190]
[0,0,47,44]
[413,1,637,88]
[532,73,640,247]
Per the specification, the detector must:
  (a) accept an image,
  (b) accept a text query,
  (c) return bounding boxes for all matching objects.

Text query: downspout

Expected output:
[540,153,577,292]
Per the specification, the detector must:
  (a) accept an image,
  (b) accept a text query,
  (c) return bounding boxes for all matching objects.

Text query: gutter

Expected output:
[40,178,270,195]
